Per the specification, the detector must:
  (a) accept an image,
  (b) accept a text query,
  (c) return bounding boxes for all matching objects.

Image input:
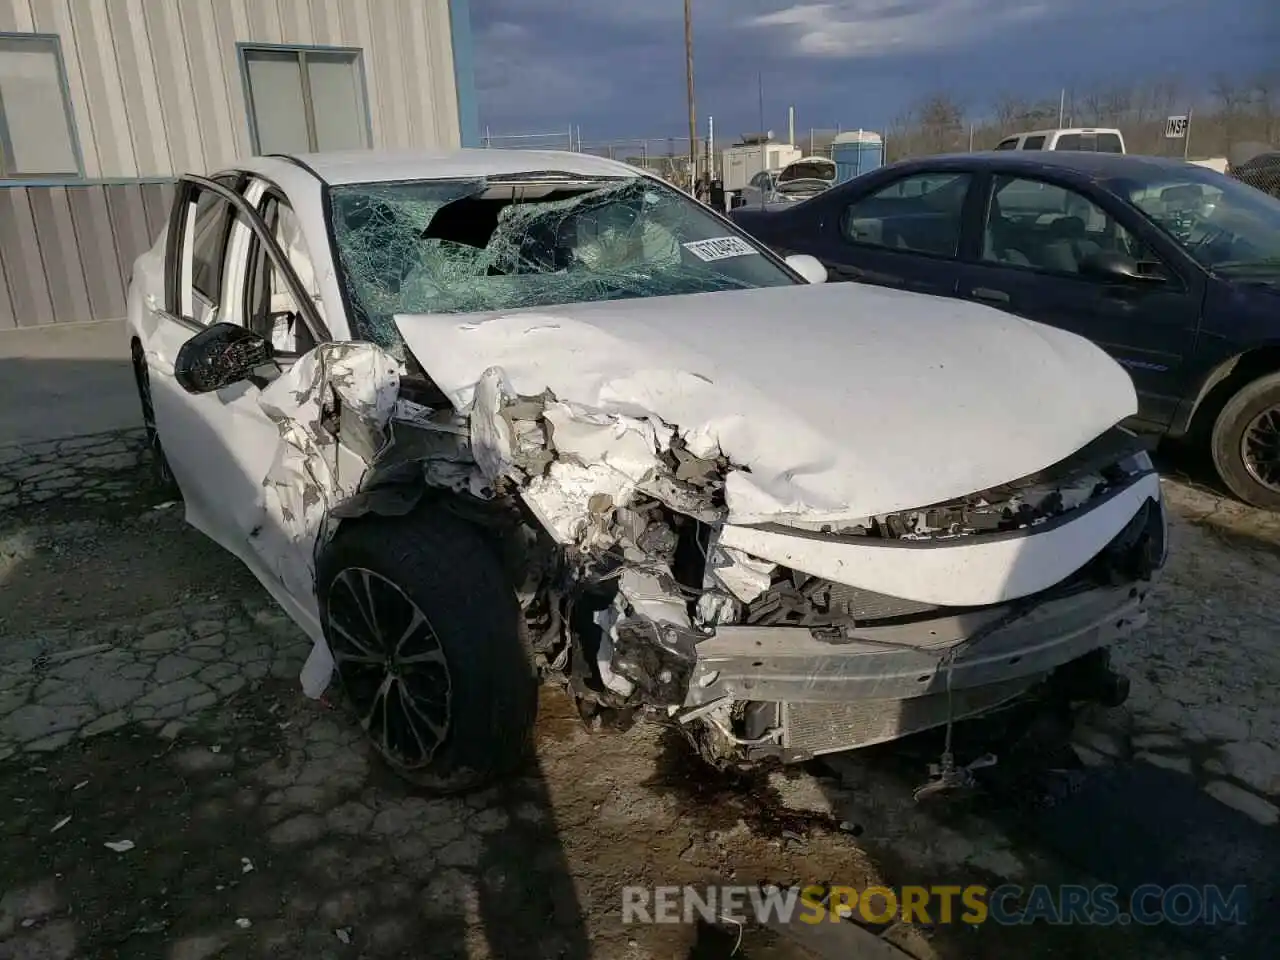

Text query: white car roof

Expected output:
[240,148,642,186]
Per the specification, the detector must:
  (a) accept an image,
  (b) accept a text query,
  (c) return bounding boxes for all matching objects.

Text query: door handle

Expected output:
[971,287,1010,305]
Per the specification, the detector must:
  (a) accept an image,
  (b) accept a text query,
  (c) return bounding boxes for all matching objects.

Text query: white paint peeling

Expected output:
[254,341,401,696]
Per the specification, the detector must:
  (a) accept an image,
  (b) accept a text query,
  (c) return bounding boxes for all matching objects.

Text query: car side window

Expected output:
[983,175,1163,277]
[187,192,231,318]
[177,184,249,326]
[1022,135,1046,150]
[995,138,1019,151]
[245,196,321,355]
[839,172,972,257]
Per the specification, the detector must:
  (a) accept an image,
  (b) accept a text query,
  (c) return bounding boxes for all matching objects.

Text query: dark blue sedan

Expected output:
[731,152,1280,509]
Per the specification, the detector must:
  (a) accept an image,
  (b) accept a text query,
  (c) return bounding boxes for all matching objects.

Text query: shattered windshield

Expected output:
[329,174,799,349]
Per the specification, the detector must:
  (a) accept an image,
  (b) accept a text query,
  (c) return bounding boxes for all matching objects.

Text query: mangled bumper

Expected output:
[688,582,1146,705]
[602,468,1167,753]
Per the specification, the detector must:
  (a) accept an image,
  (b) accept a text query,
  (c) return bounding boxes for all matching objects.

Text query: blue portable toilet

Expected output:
[832,131,884,184]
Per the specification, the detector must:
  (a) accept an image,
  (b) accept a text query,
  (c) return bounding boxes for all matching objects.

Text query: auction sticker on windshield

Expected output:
[683,237,759,262]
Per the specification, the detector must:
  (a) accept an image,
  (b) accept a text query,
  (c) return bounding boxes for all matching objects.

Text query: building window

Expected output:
[0,34,81,179]
[241,46,371,155]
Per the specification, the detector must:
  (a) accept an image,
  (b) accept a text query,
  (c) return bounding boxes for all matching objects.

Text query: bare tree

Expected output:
[916,93,966,154]
[992,94,1023,135]
[884,110,916,162]
[886,68,1268,163]
[1251,72,1277,144]
[1212,74,1249,148]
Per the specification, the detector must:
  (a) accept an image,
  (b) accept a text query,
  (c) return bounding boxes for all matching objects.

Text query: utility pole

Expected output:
[707,115,714,179]
[684,0,697,190]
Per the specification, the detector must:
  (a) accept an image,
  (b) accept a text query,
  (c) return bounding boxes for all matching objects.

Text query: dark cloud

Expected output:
[471,0,1277,144]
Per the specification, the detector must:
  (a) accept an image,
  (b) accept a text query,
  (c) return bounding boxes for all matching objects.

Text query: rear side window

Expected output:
[1056,134,1082,151]
[995,138,1019,150]
[188,191,233,306]
[1022,136,1046,150]
[1097,133,1124,153]
[839,172,972,257]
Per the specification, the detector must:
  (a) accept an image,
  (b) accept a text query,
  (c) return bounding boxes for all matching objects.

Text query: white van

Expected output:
[994,128,1126,153]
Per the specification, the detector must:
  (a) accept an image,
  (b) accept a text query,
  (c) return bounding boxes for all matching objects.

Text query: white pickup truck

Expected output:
[995,128,1126,153]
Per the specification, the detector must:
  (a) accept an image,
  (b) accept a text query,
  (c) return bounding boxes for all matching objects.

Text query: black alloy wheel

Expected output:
[326,566,453,769]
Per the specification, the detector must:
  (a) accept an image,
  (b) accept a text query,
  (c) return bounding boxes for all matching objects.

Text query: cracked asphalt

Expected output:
[1,442,1278,960]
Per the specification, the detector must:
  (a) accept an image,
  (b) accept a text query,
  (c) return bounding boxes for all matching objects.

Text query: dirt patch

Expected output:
[0,504,254,637]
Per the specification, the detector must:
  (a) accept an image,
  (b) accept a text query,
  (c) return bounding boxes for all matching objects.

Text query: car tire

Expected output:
[130,340,181,499]
[315,507,538,793]
[1210,370,1280,510]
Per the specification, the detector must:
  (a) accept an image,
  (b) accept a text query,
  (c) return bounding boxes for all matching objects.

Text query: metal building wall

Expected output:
[0,0,467,178]
[0,0,474,328]
[0,180,174,328]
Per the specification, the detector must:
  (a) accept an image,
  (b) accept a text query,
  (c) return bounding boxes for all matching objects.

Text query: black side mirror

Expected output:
[174,322,275,395]
[1080,250,1165,284]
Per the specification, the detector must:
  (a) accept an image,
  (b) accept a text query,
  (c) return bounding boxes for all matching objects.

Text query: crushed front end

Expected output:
[563,425,1166,768]
[289,336,1164,776]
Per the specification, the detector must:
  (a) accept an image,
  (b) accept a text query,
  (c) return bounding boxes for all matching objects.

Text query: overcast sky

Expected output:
[470,0,1277,147]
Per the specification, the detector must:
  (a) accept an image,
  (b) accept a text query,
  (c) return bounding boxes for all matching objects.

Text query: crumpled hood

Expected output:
[394,281,1137,523]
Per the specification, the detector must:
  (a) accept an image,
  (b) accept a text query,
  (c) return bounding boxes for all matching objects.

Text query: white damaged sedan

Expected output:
[128,149,1167,792]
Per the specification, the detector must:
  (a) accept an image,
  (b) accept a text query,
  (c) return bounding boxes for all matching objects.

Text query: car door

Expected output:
[954,172,1203,428]
[803,169,978,297]
[141,175,325,568]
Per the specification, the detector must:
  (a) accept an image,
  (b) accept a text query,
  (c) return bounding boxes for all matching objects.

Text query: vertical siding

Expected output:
[68,0,137,176]
[368,0,410,150]
[143,0,207,175]
[277,0,313,46]
[0,0,36,32]
[29,0,100,176]
[0,188,54,325]
[430,0,461,144]
[310,0,342,45]
[402,0,435,145]
[3,0,461,180]
[0,183,167,325]
[140,181,175,240]
[107,0,173,175]
[1,0,465,327]
[342,0,382,146]
[212,0,253,161]
[27,186,91,321]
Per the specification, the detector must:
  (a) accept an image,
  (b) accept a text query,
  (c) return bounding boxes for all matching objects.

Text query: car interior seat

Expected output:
[1040,215,1100,273]
[984,194,1032,266]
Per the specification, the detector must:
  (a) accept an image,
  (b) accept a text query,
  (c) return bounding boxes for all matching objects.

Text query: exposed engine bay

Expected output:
[281,337,1166,779]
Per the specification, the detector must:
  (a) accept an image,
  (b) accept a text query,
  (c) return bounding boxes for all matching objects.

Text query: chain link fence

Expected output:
[480,119,1277,195]
[1228,150,1280,197]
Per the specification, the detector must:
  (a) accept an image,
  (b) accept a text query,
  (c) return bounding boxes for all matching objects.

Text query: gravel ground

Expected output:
[0,447,1276,960]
